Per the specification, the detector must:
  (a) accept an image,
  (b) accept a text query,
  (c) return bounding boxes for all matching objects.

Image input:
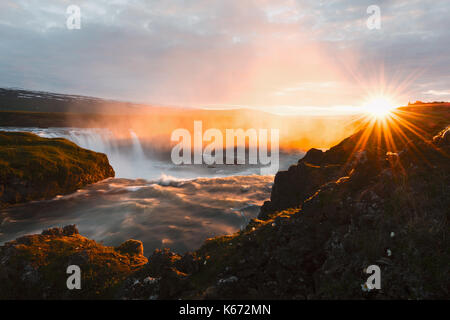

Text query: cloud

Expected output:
[0,0,449,111]
[423,90,450,97]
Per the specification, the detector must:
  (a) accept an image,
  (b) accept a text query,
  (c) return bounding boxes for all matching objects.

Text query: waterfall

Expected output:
[129,130,145,159]
[0,126,284,180]
[0,127,163,179]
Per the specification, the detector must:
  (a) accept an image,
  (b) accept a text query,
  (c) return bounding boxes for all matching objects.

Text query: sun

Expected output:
[363,96,396,119]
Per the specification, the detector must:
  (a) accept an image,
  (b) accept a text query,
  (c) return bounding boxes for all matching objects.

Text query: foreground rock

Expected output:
[0,225,147,299]
[0,131,115,208]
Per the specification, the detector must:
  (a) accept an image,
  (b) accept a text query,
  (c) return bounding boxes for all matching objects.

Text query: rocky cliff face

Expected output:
[260,105,450,218]
[0,131,115,208]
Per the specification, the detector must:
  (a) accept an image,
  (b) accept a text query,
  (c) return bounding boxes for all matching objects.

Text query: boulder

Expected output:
[116,239,144,256]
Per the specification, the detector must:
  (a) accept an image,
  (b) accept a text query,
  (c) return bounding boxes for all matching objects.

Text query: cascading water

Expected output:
[129,130,146,159]
[0,127,168,179]
[0,127,281,179]
[0,126,299,254]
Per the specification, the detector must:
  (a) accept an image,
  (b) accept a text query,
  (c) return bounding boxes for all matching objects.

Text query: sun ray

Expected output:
[362,96,397,119]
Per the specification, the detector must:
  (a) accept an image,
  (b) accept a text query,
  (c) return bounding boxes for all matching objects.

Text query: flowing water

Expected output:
[0,127,303,254]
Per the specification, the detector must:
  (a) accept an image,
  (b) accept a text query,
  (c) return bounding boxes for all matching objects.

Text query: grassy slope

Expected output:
[0,131,115,207]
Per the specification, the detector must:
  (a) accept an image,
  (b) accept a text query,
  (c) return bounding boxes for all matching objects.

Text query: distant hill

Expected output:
[0,88,128,113]
[0,88,259,115]
[0,88,185,114]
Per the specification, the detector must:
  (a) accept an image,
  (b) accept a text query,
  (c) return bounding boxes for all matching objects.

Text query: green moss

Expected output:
[0,233,147,299]
[0,131,114,207]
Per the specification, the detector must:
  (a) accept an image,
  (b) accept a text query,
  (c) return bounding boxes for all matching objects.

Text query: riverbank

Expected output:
[0,131,115,208]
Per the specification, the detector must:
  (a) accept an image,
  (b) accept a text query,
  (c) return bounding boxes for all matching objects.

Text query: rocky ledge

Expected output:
[0,131,115,208]
[0,225,147,299]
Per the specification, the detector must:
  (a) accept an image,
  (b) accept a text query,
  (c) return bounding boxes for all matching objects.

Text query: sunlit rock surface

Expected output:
[0,225,147,299]
[0,131,114,208]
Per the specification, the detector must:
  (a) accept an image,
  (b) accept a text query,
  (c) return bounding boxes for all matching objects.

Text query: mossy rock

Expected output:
[0,225,147,299]
[0,131,115,207]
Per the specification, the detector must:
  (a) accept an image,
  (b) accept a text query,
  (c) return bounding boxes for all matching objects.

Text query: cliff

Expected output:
[0,131,115,208]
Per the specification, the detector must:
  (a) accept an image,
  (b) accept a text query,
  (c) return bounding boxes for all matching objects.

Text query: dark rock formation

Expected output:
[116,239,145,256]
[41,225,79,237]
[260,106,450,219]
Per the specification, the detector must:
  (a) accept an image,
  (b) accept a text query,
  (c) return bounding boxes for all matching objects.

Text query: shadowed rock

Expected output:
[116,239,144,256]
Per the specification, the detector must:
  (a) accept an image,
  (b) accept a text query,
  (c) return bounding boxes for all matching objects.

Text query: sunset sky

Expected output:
[0,0,449,114]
